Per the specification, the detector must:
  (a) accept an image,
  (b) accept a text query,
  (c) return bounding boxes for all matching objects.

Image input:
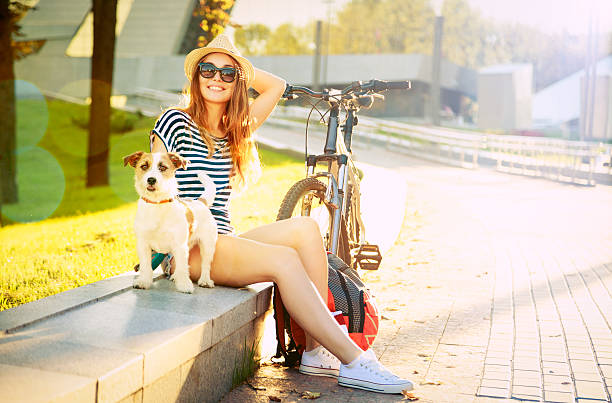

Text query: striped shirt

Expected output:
[151,109,234,234]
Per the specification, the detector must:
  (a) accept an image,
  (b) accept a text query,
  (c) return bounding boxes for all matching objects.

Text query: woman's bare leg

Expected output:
[239,217,328,351]
[184,224,362,365]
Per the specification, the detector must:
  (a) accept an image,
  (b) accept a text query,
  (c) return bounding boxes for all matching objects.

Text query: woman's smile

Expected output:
[207,84,227,92]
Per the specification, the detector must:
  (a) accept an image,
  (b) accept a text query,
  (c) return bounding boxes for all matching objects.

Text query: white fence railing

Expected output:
[271,106,612,186]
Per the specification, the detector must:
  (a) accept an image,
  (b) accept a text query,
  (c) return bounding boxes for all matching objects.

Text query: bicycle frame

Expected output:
[304,100,365,255]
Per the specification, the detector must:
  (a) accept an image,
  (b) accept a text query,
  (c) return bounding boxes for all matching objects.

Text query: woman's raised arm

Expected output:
[249,67,286,131]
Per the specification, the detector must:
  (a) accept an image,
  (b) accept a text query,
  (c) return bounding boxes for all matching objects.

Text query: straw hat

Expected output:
[184,34,254,86]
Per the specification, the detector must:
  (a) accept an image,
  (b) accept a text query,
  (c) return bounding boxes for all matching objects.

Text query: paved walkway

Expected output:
[222,124,612,402]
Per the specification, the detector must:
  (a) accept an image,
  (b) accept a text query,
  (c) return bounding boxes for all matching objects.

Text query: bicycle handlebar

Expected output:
[283,79,411,99]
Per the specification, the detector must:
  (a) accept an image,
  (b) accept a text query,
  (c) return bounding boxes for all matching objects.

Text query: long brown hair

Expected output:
[177,56,260,190]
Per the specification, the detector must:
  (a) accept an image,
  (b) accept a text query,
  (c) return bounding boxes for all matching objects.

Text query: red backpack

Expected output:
[273,253,380,366]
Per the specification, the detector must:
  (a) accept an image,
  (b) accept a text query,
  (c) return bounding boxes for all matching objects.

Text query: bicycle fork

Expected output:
[306,102,350,256]
[305,155,348,256]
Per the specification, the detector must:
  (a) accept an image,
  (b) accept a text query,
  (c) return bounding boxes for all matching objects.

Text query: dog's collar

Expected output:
[141,197,174,204]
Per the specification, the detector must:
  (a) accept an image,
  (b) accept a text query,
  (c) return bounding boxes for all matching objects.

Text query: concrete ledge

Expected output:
[0,272,273,403]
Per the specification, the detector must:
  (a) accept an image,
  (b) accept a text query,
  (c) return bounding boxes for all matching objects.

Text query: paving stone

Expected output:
[568,352,596,361]
[574,380,608,400]
[484,357,511,366]
[543,382,574,394]
[512,377,541,388]
[599,364,612,378]
[482,369,511,381]
[477,386,509,398]
[485,350,512,360]
[541,353,569,364]
[481,379,511,389]
[514,363,541,372]
[573,372,603,382]
[543,374,572,386]
[543,390,574,402]
[569,359,599,374]
[597,357,612,365]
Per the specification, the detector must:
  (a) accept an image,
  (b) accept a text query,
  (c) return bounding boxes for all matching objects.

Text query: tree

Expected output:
[87,0,117,187]
[265,23,313,55]
[234,23,270,56]
[179,0,234,52]
[0,0,39,207]
[329,0,387,54]
[439,0,487,69]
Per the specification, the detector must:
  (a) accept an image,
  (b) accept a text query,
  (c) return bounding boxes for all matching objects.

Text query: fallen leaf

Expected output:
[381,314,392,320]
[402,390,419,400]
[414,320,426,324]
[247,382,266,391]
[417,353,430,357]
[446,365,456,368]
[413,370,419,374]
[561,381,571,385]
[419,380,442,385]
[301,391,321,399]
[268,396,281,402]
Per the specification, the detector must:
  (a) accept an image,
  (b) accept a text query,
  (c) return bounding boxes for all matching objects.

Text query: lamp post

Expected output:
[430,0,444,126]
[322,0,334,87]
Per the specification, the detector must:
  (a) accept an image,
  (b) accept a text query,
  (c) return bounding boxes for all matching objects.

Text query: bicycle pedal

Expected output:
[354,244,382,270]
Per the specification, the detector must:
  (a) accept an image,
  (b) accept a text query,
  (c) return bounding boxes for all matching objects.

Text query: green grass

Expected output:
[232,337,260,388]
[0,98,305,310]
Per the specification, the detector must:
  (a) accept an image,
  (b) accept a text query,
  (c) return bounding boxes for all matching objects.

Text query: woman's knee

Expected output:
[269,246,305,283]
[287,216,323,244]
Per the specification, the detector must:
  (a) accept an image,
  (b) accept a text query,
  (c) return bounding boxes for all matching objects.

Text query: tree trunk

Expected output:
[0,0,18,205]
[87,0,117,187]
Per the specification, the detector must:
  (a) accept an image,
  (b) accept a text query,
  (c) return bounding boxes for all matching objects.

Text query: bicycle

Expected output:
[276,79,411,270]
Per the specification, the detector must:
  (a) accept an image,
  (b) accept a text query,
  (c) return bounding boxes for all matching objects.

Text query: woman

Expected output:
[151,34,413,394]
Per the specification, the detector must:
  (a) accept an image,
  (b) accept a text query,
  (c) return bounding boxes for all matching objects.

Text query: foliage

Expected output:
[8,1,43,60]
[232,337,260,388]
[234,23,270,56]
[330,0,432,54]
[180,0,234,51]
[265,23,313,55]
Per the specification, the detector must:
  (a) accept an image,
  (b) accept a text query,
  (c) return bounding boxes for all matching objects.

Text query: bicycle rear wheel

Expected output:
[277,177,351,266]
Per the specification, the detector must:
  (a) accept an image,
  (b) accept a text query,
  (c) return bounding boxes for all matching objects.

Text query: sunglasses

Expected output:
[198,62,237,83]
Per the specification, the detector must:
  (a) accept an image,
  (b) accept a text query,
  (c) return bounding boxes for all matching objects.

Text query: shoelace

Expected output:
[359,358,400,382]
[319,348,339,367]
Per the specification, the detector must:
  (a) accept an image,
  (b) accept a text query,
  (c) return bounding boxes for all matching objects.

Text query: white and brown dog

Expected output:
[124,151,218,293]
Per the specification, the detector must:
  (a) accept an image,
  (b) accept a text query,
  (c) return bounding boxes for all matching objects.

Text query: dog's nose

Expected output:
[147,177,156,185]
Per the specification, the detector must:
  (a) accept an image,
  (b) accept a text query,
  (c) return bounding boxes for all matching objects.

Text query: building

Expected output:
[533,56,612,140]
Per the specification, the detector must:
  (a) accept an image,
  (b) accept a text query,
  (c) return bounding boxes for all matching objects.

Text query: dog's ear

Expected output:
[167,153,189,170]
[123,151,145,168]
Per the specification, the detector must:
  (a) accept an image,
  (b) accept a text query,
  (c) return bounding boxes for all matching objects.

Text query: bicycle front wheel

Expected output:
[276,177,351,265]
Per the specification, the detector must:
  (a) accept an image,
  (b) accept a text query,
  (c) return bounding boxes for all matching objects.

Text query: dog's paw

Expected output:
[173,277,194,294]
[197,277,215,288]
[133,276,152,289]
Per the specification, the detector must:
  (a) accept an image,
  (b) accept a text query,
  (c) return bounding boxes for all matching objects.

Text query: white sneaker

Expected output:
[299,346,341,378]
[338,349,414,394]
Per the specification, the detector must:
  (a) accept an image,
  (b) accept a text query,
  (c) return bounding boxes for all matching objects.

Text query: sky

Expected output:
[231,0,612,36]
